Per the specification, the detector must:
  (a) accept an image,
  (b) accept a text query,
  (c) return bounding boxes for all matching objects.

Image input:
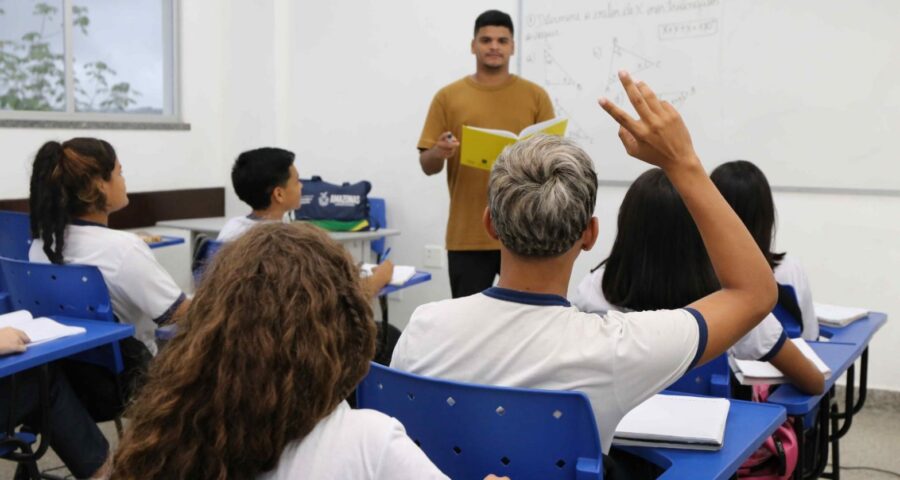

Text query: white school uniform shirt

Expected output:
[258,401,448,480]
[391,287,707,454]
[217,214,290,242]
[774,254,818,340]
[572,267,788,362]
[29,222,185,355]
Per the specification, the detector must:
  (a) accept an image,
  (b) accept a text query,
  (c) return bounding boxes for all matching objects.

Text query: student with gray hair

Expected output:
[392,72,776,475]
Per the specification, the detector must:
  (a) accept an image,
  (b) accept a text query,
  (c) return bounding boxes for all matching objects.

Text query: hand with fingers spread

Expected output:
[598,70,698,171]
[0,327,30,355]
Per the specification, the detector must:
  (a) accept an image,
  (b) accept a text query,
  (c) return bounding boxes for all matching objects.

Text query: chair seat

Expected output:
[0,432,37,457]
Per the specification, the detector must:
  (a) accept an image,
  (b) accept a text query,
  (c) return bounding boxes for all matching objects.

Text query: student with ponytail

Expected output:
[28,138,189,419]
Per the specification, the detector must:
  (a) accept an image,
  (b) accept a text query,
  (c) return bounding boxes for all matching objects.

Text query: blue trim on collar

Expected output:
[70,218,108,228]
[759,330,789,363]
[683,307,709,371]
[482,287,571,307]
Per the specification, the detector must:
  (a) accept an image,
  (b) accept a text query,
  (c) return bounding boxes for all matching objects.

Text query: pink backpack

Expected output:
[737,385,798,479]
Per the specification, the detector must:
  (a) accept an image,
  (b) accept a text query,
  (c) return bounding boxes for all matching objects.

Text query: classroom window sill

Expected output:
[0,119,191,131]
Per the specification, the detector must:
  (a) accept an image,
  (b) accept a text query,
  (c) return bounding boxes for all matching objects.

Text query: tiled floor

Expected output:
[2,401,899,479]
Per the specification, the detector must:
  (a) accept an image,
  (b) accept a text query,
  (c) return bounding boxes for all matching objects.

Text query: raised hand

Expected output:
[598,71,699,172]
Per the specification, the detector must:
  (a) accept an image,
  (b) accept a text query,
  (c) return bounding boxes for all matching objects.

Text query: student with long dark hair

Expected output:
[28,138,189,419]
[110,223,453,479]
[573,169,824,394]
[711,160,818,340]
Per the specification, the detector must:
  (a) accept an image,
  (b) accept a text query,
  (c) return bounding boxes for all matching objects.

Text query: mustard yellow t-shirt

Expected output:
[418,75,554,251]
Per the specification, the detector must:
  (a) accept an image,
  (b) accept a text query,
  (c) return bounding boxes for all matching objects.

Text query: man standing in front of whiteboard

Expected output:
[418,9,554,298]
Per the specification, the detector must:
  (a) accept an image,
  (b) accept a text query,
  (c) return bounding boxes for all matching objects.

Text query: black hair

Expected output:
[231,148,296,210]
[29,138,118,264]
[474,10,514,36]
[711,160,785,269]
[599,169,719,311]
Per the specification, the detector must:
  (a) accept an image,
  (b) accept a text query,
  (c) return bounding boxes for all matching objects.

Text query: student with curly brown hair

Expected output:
[110,223,450,479]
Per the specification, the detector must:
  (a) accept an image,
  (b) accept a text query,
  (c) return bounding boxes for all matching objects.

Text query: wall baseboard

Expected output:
[0,187,224,229]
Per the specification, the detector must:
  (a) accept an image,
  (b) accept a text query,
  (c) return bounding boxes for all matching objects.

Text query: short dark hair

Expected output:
[474,10,514,36]
[599,169,719,311]
[711,160,784,269]
[231,148,295,210]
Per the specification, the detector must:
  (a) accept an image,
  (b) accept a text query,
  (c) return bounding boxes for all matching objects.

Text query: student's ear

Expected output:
[510,39,516,57]
[482,207,499,240]
[581,217,599,252]
[471,38,476,55]
[271,185,286,206]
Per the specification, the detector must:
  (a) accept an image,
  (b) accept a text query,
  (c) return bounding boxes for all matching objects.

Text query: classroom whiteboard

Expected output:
[520,0,900,191]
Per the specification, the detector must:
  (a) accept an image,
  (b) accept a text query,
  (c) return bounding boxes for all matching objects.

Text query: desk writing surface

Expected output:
[819,312,887,353]
[766,342,859,415]
[622,399,786,480]
[379,271,431,296]
[0,317,134,377]
[147,235,185,249]
[157,217,400,241]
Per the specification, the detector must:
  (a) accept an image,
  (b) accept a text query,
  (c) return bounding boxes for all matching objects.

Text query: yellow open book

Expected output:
[459,117,568,171]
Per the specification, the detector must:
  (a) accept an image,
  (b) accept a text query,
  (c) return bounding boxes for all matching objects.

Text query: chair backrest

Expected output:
[0,211,32,261]
[0,257,123,373]
[192,237,225,284]
[357,363,603,480]
[665,353,731,398]
[0,267,10,315]
[773,283,803,338]
[369,197,387,258]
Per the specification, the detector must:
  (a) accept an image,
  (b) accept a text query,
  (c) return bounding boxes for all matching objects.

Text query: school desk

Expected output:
[0,317,134,463]
[621,398,787,480]
[156,216,400,263]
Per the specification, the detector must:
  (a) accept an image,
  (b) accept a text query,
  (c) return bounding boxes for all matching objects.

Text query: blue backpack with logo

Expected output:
[295,176,371,222]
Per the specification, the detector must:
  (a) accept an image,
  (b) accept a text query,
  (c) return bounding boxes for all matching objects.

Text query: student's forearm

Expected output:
[419,148,445,175]
[770,341,825,395]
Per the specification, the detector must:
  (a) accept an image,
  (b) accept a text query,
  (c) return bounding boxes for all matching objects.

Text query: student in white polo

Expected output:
[392,72,779,465]
[572,168,824,395]
[28,137,188,420]
[711,160,819,340]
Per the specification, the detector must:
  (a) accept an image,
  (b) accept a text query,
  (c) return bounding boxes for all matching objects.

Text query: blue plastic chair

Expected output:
[773,283,803,338]
[357,363,603,480]
[0,257,125,381]
[192,237,224,284]
[0,211,32,261]
[665,353,731,398]
[0,269,11,315]
[369,197,387,259]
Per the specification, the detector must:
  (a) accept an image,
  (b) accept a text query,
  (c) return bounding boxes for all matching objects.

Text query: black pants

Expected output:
[0,365,109,478]
[448,250,501,298]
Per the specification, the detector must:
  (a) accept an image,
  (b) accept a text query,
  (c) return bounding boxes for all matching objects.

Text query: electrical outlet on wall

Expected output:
[423,245,446,269]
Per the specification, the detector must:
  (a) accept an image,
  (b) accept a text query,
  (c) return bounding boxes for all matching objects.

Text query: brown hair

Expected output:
[29,138,118,263]
[110,222,376,479]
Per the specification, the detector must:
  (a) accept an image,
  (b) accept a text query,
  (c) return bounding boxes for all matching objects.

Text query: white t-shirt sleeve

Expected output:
[728,313,788,361]
[107,241,184,322]
[373,419,449,480]
[775,256,818,340]
[610,308,707,412]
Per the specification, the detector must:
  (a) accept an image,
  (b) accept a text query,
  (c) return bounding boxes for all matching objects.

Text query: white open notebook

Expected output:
[0,310,86,346]
[613,394,730,451]
[731,338,832,385]
[360,264,417,287]
[815,303,869,327]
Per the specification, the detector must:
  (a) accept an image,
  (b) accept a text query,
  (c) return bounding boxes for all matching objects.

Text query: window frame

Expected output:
[0,0,182,126]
